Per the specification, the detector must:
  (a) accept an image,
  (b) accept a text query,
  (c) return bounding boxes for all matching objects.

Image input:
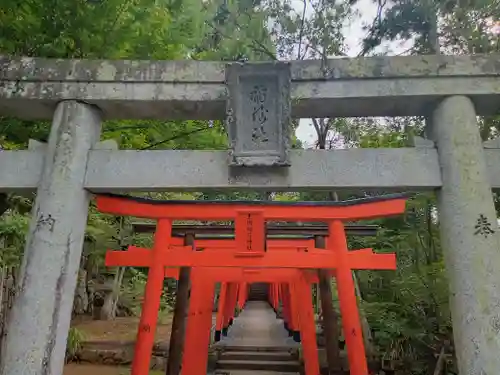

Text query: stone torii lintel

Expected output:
[1,53,499,120]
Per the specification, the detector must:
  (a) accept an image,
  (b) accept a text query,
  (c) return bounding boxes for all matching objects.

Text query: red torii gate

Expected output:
[158,237,394,341]
[97,193,408,375]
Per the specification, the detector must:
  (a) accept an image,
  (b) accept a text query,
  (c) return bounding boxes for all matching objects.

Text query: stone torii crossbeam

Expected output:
[0,53,500,375]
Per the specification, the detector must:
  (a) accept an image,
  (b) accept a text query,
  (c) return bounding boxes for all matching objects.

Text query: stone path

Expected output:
[212,301,301,375]
[216,301,298,349]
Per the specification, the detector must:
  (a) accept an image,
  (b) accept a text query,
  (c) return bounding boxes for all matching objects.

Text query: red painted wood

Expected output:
[96,195,407,221]
[235,210,266,252]
[106,245,396,271]
[330,220,369,375]
[216,283,227,331]
[131,219,171,375]
[181,269,215,375]
[96,196,408,375]
[296,275,320,375]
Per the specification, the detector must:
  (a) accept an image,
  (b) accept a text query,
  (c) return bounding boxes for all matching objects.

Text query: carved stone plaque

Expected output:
[226,62,291,167]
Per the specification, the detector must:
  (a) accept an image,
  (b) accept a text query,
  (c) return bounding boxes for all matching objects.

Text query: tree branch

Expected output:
[297,0,308,59]
[139,126,212,150]
[358,0,387,57]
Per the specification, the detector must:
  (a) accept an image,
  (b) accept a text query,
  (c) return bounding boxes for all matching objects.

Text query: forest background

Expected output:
[0,0,499,374]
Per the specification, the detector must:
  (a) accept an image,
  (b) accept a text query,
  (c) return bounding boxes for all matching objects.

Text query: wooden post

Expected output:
[329,220,368,375]
[132,219,172,375]
[289,282,301,342]
[214,282,227,342]
[315,235,341,373]
[237,282,247,309]
[181,269,215,375]
[223,283,237,332]
[281,284,292,335]
[165,233,193,375]
[295,275,320,375]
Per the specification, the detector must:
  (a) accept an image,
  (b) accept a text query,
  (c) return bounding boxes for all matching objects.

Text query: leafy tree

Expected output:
[361,0,500,55]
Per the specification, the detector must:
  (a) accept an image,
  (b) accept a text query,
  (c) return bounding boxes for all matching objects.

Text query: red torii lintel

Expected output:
[96,193,407,222]
[106,245,395,270]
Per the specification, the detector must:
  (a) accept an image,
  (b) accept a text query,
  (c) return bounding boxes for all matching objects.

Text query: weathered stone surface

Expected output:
[408,135,435,148]
[226,62,291,167]
[2,147,500,192]
[2,54,499,82]
[483,137,500,149]
[1,54,499,119]
[430,96,500,375]
[0,101,102,375]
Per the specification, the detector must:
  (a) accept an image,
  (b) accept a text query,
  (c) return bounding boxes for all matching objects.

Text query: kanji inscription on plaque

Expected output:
[226,62,291,167]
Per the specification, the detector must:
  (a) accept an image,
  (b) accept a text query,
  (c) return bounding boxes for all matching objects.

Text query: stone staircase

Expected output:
[247,283,269,301]
[214,345,301,375]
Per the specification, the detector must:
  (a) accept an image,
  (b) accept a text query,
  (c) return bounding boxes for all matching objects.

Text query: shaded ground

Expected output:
[72,314,173,343]
[67,312,217,373]
[66,314,173,373]
[63,364,163,375]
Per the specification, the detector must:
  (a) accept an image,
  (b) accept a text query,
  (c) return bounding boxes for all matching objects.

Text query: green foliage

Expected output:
[66,327,86,362]
[119,269,173,314]
[361,0,500,55]
[0,212,29,267]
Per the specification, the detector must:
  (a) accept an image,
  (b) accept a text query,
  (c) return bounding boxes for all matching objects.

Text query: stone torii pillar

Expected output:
[1,101,102,375]
[429,95,500,374]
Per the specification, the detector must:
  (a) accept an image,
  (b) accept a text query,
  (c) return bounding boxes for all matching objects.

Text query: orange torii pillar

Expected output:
[182,267,215,375]
[269,283,279,312]
[198,237,318,344]
[237,282,248,309]
[223,282,238,334]
[106,243,397,375]
[167,238,317,344]
[108,240,323,375]
[106,241,399,375]
[329,220,368,375]
[218,282,238,337]
[130,219,174,375]
[215,282,227,342]
[179,267,320,375]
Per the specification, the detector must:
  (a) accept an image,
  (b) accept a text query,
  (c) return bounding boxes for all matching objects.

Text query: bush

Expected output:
[66,327,86,362]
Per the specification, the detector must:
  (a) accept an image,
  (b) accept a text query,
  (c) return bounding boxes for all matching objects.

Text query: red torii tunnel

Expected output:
[97,193,409,375]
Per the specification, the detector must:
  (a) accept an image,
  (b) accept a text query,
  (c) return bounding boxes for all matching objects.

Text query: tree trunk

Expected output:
[315,235,341,373]
[73,268,89,315]
[166,234,194,375]
[352,272,375,359]
[100,217,129,320]
[0,266,15,367]
[100,267,125,320]
[427,1,440,55]
[0,194,8,217]
[0,264,6,364]
[433,346,446,375]
[111,267,126,317]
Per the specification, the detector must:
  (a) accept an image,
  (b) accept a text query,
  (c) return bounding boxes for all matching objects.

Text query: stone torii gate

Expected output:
[0,54,500,375]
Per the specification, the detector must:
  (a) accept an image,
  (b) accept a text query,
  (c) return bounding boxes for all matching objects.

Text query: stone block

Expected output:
[226,62,291,167]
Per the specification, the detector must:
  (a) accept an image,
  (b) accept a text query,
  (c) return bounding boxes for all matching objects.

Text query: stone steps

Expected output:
[215,345,301,374]
[247,283,269,301]
[221,351,295,362]
[220,345,296,353]
[216,359,301,372]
